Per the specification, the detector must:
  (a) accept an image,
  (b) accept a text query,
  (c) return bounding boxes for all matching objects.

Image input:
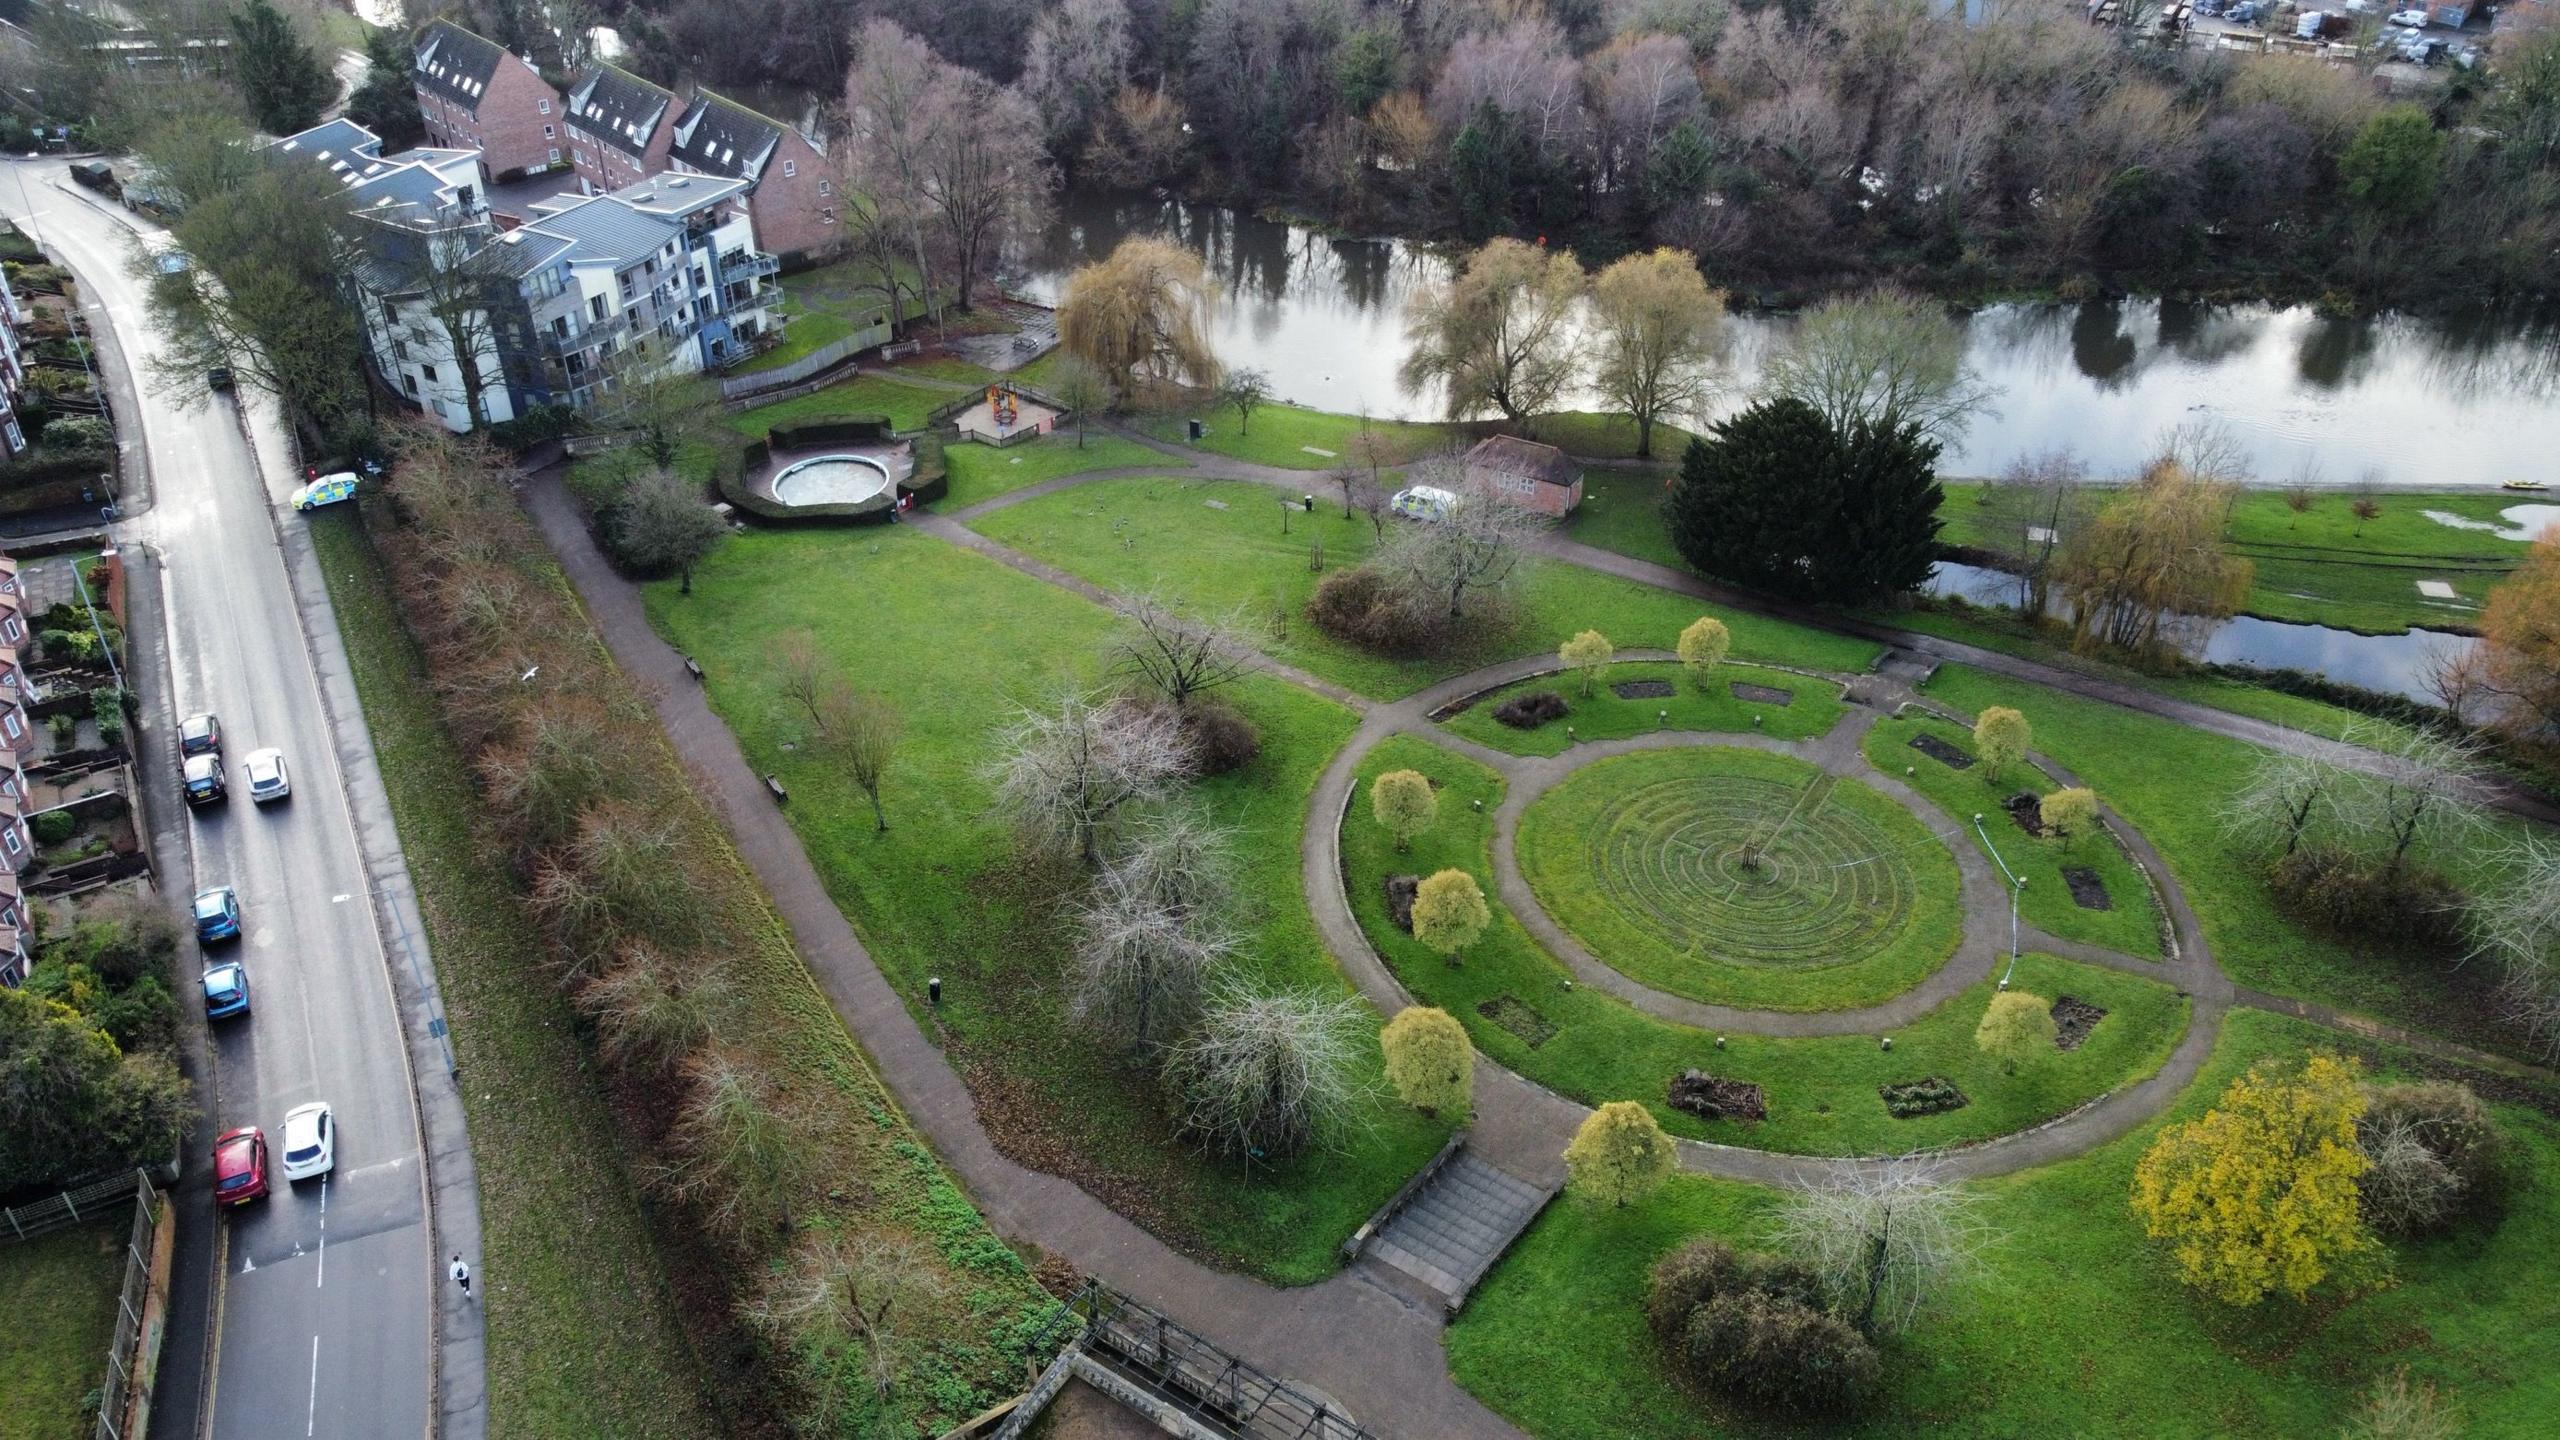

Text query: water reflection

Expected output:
[1019,192,2560,487]
[1923,561,2473,704]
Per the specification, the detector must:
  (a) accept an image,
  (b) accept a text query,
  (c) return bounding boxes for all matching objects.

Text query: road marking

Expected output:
[316,1177,326,1288]
[306,1334,320,1436]
[240,1250,254,1273]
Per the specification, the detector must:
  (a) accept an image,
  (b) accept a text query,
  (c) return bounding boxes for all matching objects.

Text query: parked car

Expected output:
[280,1102,335,1183]
[179,712,222,758]
[1390,485,1459,523]
[206,365,234,391]
[193,885,241,944]
[2400,33,2445,61]
[289,472,359,512]
[2386,7,2429,23]
[202,961,250,1020]
[242,748,290,804]
[68,161,116,194]
[214,1127,268,1206]
[183,752,227,806]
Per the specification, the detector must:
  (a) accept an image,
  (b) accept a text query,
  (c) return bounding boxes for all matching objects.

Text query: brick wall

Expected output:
[743,131,840,261]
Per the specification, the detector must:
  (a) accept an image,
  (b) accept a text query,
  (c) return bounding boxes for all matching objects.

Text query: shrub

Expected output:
[1680,1289,1880,1415]
[1379,1005,1472,1117]
[1306,564,1444,654]
[1166,986,1371,1158]
[42,415,111,451]
[1975,989,2057,1061]
[1369,768,1438,852]
[1646,1238,1826,1342]
[31,809,76,845]
[46,712,74,744]
[2269,845,2466,955]
[485,403,580,452]
[2039,786,2099,839]
[1565,1101,1675,1207]
[2343,1369,2462,1440]
[91,690,124,748]
[1411,868,1489,964]
[1492,690,1570,729]
[2357,1080,2509,1235]
[1175,696,1261,776]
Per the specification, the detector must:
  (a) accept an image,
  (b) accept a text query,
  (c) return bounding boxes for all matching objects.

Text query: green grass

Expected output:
[1449,1006,2560,1439]
[1345,737,2189,1151]
[308,510,717,1437]
[0,1221,123,1440]
[1136,401,1457,470]
[1514,747,1966,1012]
[1523,410,1700,461]
[1866,711,2166,960]
[1921,663,2536,1048]
[1440,661,1845,758]
[728,375,951,436]
[1565,466,1683,569]
[891,356,1001,385]
[735,307,858,375]
[1938,483,2535,635]
[733,256,928,375]
[939,434,1174,511]
[642,527,1448,1282]
[969,475,1880,700]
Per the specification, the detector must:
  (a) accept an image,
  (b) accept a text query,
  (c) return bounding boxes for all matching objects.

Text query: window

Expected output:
[2,709,17,739]
[2,617,18,642]
[548,147,560,163]
[422,363,438,382]
[381,298,399,327]
[539,98,552,114]
[544,124,555,139]
[818,180,832,197]
[551,316,569,338]
[782,159,796,178]
[3,827,20,857]
[590,295,607,321]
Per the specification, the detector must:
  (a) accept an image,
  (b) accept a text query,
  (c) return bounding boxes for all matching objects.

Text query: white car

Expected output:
[2386,8,2429,25]
[242,747,291,804]
[279,1102,335,1182]
[1390,485,1459,523]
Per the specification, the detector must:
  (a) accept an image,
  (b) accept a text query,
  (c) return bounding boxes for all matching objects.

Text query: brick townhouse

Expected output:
[565,65,677,197]
[0,549,28,894]
[666,90,839,264]
[413,19,565,182]
[0,866,27,985]
[1,279,26,456]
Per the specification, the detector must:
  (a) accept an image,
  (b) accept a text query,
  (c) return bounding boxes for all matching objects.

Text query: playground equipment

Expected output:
[988,384,1019,428]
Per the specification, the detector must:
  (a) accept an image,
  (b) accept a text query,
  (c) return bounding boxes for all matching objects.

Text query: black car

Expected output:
[179,712,222,758]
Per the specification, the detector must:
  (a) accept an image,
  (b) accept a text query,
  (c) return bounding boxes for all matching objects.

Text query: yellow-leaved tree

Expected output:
[1380,1006,1473,1118]
[1411,869,1490,966]
[1975,990,2056,1061]
[1560,629,1615,697]
[1973,706,2031,781]
[2039,787,2099,840]
[2130,1053,2372,1306]
[1676,616,1730,689]
[1370,769,1438,853]
[1565,1101,1677,1208]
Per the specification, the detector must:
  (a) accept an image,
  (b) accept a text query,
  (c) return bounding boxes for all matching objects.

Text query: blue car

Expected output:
[203,961,250,1019]
[193,886,241,944]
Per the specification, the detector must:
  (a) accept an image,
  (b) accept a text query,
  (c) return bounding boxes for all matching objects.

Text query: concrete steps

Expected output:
[1359,1153,1552,1315]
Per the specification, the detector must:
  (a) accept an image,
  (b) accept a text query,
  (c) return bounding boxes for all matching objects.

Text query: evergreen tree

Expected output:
[228,0,335,136]
[345,27,427,152]
[1828,419,1943,602]
[1668,398,1841,601]
[1450,100,1519,242]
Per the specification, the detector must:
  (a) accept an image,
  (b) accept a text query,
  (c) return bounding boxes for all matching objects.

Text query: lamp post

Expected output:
[1971,812,2025,989]
[67,549,124,699]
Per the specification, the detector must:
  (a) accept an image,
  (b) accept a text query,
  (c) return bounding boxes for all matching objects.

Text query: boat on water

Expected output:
[2503,478,2549,492]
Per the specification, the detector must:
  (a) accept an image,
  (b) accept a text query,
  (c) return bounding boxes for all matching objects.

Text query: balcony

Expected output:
[719,250,779,281]
[540,309,635,358]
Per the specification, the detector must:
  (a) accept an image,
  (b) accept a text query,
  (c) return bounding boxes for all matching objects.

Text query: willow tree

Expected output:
[1056,237,1222,399]
[2054,461,2252,658]
[1398,238,1584,431]
[1589,248,1726,458]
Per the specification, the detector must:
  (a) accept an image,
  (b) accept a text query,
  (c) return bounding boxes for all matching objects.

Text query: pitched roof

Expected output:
[1464,434,1579,488]
[413,20,506,110]
[268,119,382,167]
[519,192,681,269]
[669,91,781,182]
[569,66,675,157]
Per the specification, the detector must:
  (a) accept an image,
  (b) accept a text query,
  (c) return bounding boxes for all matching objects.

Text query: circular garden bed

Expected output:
[1516,747,1965,1011]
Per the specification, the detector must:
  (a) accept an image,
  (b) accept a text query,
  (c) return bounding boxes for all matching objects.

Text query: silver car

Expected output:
[242,747,291,804]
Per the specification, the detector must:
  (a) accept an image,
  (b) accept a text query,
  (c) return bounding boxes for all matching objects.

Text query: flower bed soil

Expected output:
[1880,1076,1969,1118]
[1729,681,1796,707]
[1384,873,1419,932]
[2004,791,2050,837]
[1494,690,1571,729]
[1611,679,1676,700]
[1667,1070,1767,1123]
[2062,866,2113,911]
[1477,994,1558,1048]
[2050,996,2108,1051]
[1908,732,1973,769]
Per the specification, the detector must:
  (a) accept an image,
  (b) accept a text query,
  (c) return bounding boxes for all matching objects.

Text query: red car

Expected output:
[213,1127,268,1207]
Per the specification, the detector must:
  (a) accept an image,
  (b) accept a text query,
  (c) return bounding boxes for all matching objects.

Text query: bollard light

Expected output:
[1880,1035,1893,1052]
[928,976,943,1007]
[1715,1035,1726,1051]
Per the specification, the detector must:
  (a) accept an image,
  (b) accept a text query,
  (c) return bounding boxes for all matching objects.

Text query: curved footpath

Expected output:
[519,446,2551,1439]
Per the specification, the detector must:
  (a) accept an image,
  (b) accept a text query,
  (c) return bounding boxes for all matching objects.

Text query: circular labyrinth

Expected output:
[1591,773,1918,969]
[1515,747,1961,1008]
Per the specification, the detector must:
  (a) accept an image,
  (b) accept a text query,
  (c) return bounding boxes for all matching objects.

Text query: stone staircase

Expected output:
[1354,1147,1553,1315]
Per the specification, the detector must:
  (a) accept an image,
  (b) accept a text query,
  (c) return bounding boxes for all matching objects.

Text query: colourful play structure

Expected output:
[988,383,1019,428]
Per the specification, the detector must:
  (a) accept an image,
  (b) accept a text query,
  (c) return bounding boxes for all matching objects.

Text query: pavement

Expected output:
[3,160,480,1440]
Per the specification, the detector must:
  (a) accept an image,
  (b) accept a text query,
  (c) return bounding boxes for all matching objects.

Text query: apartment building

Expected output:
[665,90,839,263]
[564,65,677,196]
[412,19,565,182]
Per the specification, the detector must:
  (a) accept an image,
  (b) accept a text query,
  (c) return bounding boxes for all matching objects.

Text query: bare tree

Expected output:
[814,686,903,834]
[665,1047,810,1238]
[1215,367,1271,434]
[1165,984,1374,1158]
[2222,746,2346,859]
[1021,0,1133,156]
[1975,449,2094,615]
[1760,289,1996,445]
[1112,594,1252,710]
[1771,1157,1986,1338]
[985,688,1190,866]
[2327,719,2488,879]
[593,358,724,471]
[348,205,513,431]
[917,70,1056,313]
[1070,811,1238,1050]
[748,1228,951,1400]
[2468,836,2560,1060]
[1399,238,1586,429]
[1046,353,1112,447]
[578,945,734,1074]
[1374,458,1543,622]
[843,21,948,332]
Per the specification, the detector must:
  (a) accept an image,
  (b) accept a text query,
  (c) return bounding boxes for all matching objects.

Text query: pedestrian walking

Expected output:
[450,1254,473,1301]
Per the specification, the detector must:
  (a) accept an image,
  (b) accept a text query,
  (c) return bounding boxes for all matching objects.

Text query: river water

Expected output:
[1017,192,2560,490]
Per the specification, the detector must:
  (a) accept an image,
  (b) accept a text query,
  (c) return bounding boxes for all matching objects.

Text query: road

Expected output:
[3,162,434,1439]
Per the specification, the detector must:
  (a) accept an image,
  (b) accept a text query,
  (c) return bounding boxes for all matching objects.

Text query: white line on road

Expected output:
[316,1177,327,1289]
[306,1334,320,1436]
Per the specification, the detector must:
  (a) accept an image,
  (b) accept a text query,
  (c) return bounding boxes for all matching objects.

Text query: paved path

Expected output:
[518,444,2556,1438]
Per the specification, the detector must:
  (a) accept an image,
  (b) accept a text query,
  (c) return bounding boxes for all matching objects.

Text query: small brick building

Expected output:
[667,90,839,265]
[565,65,677,197]
[412,20,565,182]
[1462,435,1583,517]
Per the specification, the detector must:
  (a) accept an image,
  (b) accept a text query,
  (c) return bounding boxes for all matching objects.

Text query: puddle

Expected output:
[2421,504,2560,542]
